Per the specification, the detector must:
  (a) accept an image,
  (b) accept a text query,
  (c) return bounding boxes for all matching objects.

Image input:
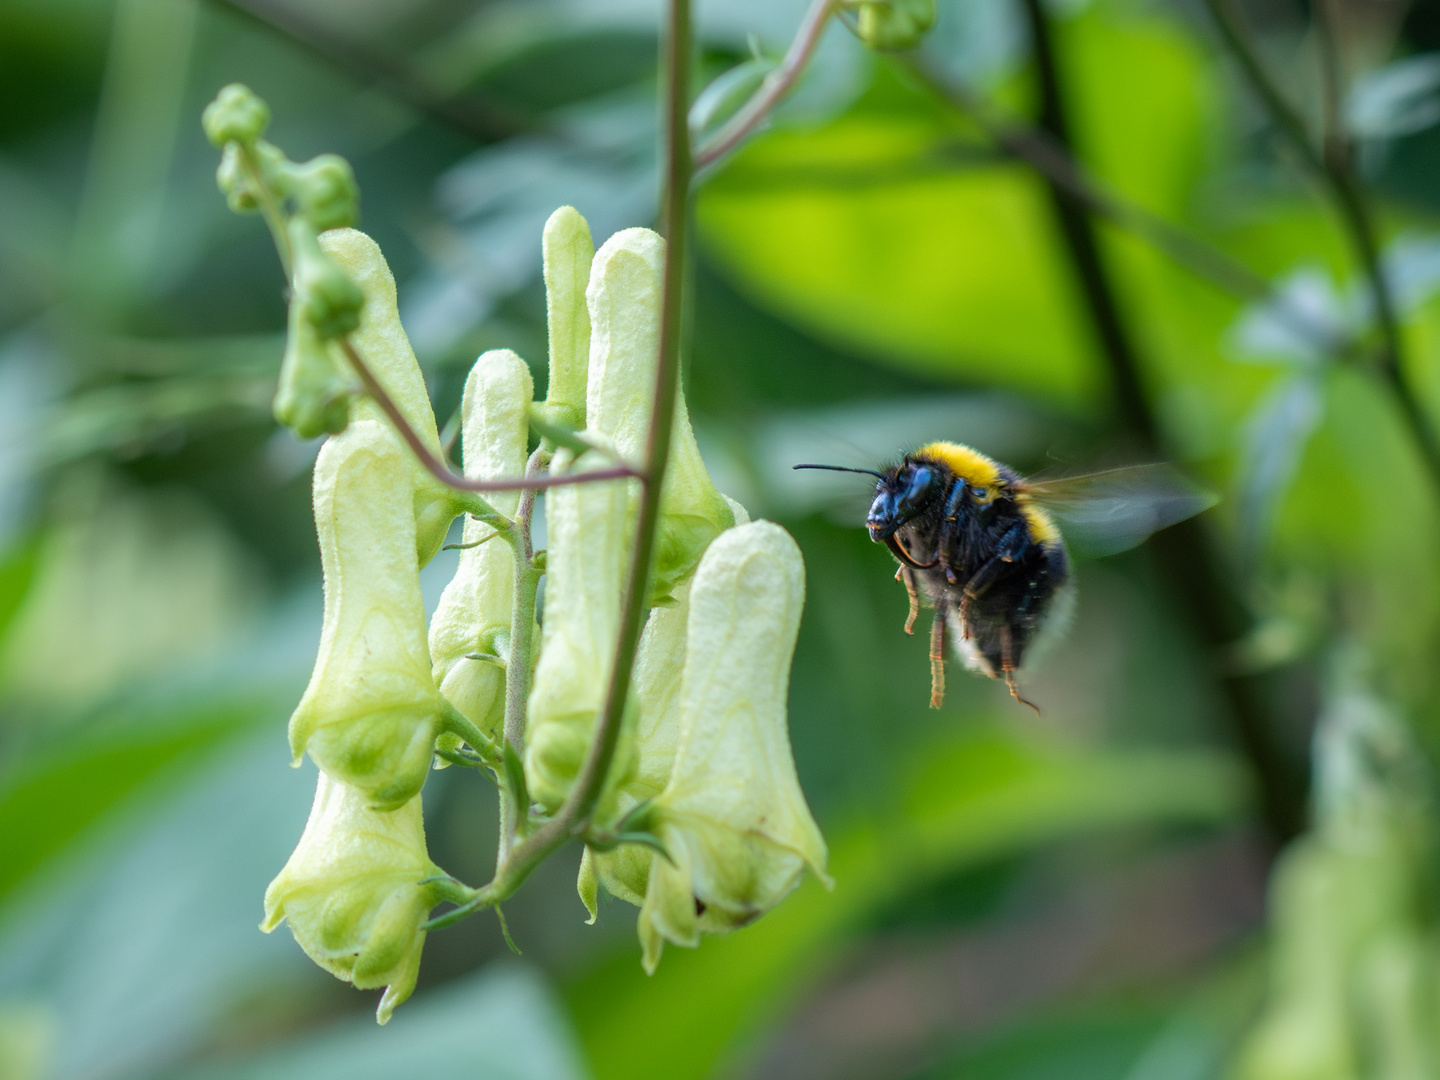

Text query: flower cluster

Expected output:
[208,86,827,1022]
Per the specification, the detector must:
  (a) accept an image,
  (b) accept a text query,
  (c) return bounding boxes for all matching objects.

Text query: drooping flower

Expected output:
[428,350,533,739]
[585,227,735,604]
[263,773,445,1024]
[289,420,458,810]
[636,520,829,972]
[320,227,461,566]
[523,447,635,811]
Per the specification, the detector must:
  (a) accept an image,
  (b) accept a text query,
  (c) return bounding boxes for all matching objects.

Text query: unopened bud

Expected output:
[524,447,635,810]
[540,206,594,432]
[851,0,936,49]
[202,83,270,147]
[430,350,534,737]
[274,297,353,438]
[284,153,360,233]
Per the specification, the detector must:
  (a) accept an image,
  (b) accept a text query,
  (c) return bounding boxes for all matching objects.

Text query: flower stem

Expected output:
[426,0,696,931]
[694,0,834,170]
[497,446,549,856]
[237,143,293,278]
[338,337,640,494]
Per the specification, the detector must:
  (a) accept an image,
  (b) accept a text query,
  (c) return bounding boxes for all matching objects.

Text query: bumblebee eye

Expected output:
[902,466,936,508]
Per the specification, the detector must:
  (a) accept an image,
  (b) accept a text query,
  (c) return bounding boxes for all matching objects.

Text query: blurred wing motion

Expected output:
[1020,463,1219,558]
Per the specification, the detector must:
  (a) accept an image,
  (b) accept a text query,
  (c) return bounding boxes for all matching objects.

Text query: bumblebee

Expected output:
[797,442,1214,712]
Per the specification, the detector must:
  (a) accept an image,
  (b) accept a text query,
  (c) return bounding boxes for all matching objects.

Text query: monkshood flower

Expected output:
[429,350,533,738]
[263,773,448,1024]
[320,228,461,566]
[524,447,636,811]
[581,496,752,918]
[289,421,460,810]
[636,521,829,972]
[585,227,735,605]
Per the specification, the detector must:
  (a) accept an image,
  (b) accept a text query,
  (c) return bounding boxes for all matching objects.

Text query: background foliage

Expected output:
[3,0,1440,1077]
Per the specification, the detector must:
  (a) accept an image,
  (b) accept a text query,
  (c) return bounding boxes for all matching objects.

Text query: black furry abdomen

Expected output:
[900,509,1070,677]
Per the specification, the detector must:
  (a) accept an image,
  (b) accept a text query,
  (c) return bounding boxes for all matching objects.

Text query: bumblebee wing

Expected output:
[1021,463,1218,557]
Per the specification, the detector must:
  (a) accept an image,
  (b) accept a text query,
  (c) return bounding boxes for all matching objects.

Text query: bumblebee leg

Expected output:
[897,566,920,635]
[929,612,947,709]
[1000,625,1041,717]
[958,555,1006,635]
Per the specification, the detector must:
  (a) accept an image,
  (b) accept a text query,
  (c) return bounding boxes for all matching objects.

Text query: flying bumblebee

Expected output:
[796,442,1216,713]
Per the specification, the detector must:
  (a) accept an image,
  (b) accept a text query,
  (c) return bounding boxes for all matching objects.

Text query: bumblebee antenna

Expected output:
[793,463,884,478]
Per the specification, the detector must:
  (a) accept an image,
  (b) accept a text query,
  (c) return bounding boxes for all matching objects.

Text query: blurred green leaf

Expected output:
[164,962,590,1080]
[568,728,1246,1080]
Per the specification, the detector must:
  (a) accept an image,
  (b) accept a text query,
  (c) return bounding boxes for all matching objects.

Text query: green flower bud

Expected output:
[539,206,594,432]
[636,520,828,973]
[202,82,270,147]
[289,421,456,810]
[274,295,353,438]
[524,447,636,811]
[582,497,752,917]
[850,0,936,50]
[291,219,363,339]
[262,773,442,1024]
[585,228,734,604]
[320,228,458,566]
[429,350,534,737]
[284,153,360,233]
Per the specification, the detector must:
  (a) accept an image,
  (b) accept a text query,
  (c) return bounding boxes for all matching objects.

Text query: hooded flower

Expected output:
[585,227,734,604]
[581,496,752,915]
[263,773,444,1024]
[289,420,456,810]
[636,520,829,972]
[321,227,462,566]
[523,447,635,810]
[428,350,534,738]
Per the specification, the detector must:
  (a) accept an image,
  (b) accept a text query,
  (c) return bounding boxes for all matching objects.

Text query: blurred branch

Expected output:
[1199,0,1440,490]
[694,0,835,170]
[205,0,530,142]
[1014,0,1307,843]
[900,55,1344,357]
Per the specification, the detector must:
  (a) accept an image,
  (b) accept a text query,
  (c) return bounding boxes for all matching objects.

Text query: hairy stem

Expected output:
[1019,0,1306,842]
[428,0,695,931]
[694,0,834,170]
[339,338,640,494]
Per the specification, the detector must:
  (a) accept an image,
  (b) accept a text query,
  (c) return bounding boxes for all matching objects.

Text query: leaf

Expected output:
[1236,373,1324,556]
[160,963,588,1080]
[1347,54,1440,140]
[567,729,1246,1080]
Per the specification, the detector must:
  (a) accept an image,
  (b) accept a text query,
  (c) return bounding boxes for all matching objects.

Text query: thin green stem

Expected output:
[427,0,696,932]
[497,446,549,856]
[565,0,692,827]
[338,338,641,495]
[694,0,834,170]
[1199,0,1440,489]
[237,142,293,278]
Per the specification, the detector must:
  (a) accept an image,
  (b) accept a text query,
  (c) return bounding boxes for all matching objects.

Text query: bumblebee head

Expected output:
[866,460,942,541]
